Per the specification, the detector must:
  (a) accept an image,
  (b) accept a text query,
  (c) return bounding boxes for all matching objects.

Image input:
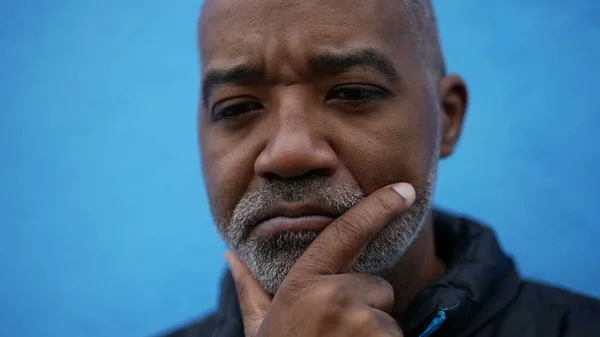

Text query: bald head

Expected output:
[403,0,446,80]
[199,0,444,83]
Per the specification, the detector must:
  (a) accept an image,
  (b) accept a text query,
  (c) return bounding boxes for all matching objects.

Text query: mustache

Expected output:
[226,176,365,239]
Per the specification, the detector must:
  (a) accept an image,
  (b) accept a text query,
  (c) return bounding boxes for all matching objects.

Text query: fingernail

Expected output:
[392,183,416,201]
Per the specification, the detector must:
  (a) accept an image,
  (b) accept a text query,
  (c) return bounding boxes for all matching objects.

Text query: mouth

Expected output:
[253,203,339,236]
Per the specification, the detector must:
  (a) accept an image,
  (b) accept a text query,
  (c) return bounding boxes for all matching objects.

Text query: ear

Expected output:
[438,74,468,158]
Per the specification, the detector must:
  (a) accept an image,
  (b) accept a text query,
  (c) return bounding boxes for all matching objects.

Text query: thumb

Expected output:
[225,250,272,337]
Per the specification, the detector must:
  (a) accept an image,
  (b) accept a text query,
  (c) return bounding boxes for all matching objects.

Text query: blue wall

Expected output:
[1,1,598,336]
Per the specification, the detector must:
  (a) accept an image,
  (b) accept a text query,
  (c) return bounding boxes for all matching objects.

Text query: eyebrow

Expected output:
[308,48,398,84]
[202,65,264,107]
[201,48,398,107]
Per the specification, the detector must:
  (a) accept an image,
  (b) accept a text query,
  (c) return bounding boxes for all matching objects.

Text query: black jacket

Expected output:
[159,210,600,337]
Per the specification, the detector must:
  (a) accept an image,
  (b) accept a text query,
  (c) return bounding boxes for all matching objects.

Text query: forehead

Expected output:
[199,0,411,69]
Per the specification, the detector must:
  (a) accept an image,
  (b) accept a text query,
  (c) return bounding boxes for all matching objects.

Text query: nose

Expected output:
[254,114,338,179]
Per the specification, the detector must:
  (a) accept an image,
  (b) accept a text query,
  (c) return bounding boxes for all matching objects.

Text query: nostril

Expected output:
[262,172,280,181]
[304,168,335,178]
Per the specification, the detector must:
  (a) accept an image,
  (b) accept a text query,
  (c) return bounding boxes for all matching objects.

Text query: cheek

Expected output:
[200,130,258,225]
[337,102,438,194]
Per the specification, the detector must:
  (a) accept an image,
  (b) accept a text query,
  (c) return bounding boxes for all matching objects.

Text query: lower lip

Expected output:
[254,215,335,235]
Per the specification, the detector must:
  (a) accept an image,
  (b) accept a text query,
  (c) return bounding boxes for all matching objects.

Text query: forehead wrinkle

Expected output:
[198,0,425,84]
[200,0,400,35]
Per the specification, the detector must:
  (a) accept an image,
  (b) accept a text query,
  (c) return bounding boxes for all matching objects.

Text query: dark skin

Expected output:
[198,0,468,335]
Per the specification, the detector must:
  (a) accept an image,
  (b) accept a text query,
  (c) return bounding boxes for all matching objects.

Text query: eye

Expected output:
[212,100,264,121]
[326,85,389,104]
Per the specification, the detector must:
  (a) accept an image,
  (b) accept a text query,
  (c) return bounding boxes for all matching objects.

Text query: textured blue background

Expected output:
[1,1,599,336]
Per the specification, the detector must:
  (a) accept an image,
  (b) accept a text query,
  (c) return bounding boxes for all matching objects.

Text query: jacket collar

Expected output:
[213,210,521,337]
[400,210,521,336]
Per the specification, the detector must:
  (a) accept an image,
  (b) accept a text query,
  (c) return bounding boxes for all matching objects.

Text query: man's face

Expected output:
[198,0,460,293]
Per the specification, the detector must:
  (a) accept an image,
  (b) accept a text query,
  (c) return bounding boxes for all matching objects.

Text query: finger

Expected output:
[335,273,395,313]
[347,308,404,337]
[224,250,272,335]
[290,182,415,276]
[367,308,404,337]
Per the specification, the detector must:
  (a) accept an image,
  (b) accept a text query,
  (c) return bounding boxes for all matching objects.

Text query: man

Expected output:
[161,0,600,336]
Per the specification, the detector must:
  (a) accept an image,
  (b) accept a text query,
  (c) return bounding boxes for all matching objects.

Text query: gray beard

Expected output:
[217,172,435,294]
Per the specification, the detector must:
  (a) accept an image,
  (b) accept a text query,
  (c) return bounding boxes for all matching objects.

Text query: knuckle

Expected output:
[351,309,403,337]
[374,275,395,298]
[392,329,405,337]
[279,278,307,303]
[384,321,404,337]
[281,276,303,294]
[334,213,370,242]
[351,309,378,328]
[314,281,351,308]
